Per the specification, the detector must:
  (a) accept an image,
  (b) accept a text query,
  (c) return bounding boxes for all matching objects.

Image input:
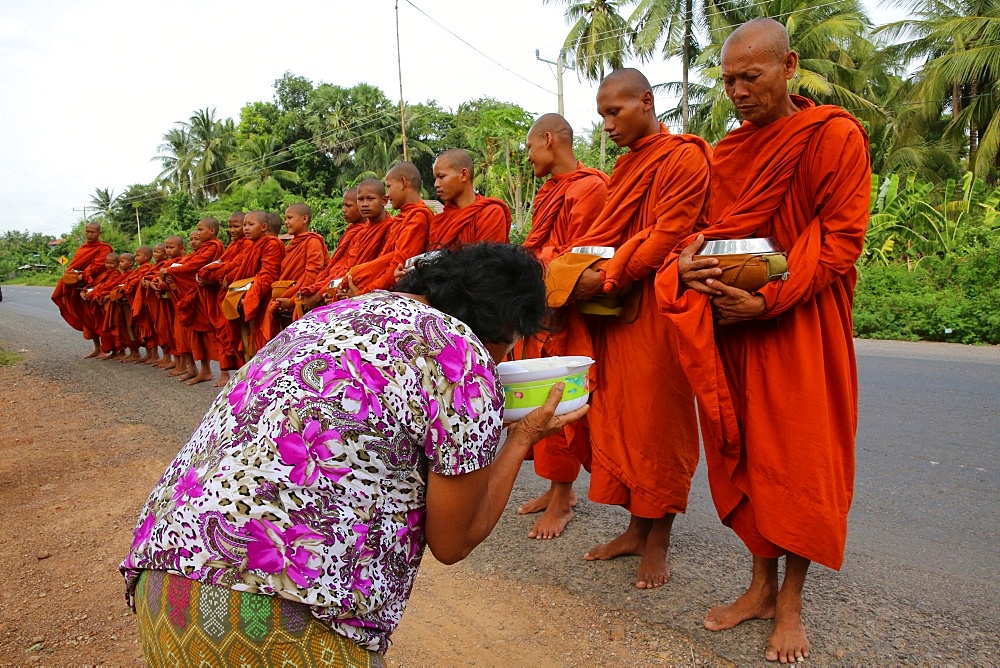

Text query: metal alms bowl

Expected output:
[570,246,615,258]
[696,237,782,256]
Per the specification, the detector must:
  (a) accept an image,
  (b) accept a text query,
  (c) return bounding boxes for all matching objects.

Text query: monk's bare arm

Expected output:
[424,384,588,564]
[677,234,723,295]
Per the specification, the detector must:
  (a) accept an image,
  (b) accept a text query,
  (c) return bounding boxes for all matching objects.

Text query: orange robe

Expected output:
[51,240,113,332]
[198,237,253,370]
[553,126,712,518]
[427,194,511,248]
[228,236,285,359]
[140,259,172,352]
[166,239,224,361]
[300,218,393,298]
[349,202,432,292]
[106,268,136,351]
[261,230,328,339]
[124,263,155,348]
[87,268,124,352]
[655,99,870,570]
[519,164,609,482]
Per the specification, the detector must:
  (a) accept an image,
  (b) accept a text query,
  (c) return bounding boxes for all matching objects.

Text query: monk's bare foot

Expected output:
[704,587,777,632]
[110,351,126,360]
[635,543,671,589]
[583,528,646,562]
[123,351,141,363]
[518,485,578,515]
[143,355,161,366]
[186,371,213,386]
[84,350,101,359]
[766,592,809,663]
[526,483,577,539]
[176,369,197,381]
[97,352,114,360]
[214,371,231,388]
[167,366,188,377]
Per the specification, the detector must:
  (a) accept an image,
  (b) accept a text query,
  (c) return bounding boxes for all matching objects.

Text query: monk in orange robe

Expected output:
[261,203,328,340]
[656,20,870,663]
[548,68,711,589]
[298,189,364,314]
[51,221,113,358]
[198,212,251,385]
[328,179,394,301]
[137,244,168,366]
[163,219,225,385]
[82,252,123,359]
[429,148,510,247]
[153,236,187,373]
[224,210,285,360]
[344,163,432,295]
[121,246,154,362]
[104,252,138,360]
[515,113,609,540]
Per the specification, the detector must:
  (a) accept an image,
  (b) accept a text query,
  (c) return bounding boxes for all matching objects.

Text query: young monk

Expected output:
[429,148,510,247]
[51,221,114,357]
[139,244,169,366]
[122,246,155,363]
[658,19,871,663]
[297,189,366,313]
[106,252,138,361]
[516,113,609,540]
[84,252,125,359]
[261,203,328,340]
[162,219,225,385]
[153,236,186,372]
[197,212,250,386]
[223,211,285,361]
[547,68,711,589]
[341,162,432,297]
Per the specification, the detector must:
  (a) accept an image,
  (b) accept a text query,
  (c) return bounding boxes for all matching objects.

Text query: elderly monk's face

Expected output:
[85,225,100,243]
[597,82,654,148]
[433,159,466,204]
[228,216,245,240]
[356,185,386,221]
[244,215,268,241]
[525,131,554,178]
[342,194,362,225]
[721,35,797,127]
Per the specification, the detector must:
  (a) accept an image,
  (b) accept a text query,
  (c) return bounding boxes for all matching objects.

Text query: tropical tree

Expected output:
[876,0,1000,176]
[184,108,236,200]
[154,127,195,197]
[88,187,118,224]
[546,0,633,168]
[229,135,301,191]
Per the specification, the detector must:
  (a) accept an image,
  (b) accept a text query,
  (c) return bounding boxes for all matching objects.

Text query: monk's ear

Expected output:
[640,89,655,112]
[782,50,798,80]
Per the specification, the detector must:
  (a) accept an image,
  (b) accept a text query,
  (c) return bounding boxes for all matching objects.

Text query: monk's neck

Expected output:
[549,156,579,177]
[628,121,665,150]
[396,195,423,210]
[450,189,477,209]
[366,213,388,224]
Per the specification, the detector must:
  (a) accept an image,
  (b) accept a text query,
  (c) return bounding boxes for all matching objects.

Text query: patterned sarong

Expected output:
[135,570,384,667]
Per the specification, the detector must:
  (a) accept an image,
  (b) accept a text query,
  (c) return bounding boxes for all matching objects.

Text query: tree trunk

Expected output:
[969,80,978,172]
[599,64,607,171]
[682,0,692,132]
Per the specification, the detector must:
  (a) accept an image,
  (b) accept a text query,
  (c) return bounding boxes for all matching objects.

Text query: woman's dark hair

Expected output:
[393,243,547,344]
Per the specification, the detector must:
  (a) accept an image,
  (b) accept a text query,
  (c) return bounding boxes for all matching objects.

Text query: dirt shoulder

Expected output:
[0,360,721,666]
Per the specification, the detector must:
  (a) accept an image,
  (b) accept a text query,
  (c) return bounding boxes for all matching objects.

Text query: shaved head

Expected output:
[344,187,358,198]
[388,161,422,190]
[287,202,311,218]
[358,178,386,197]
[435,148,474,176]
[529,113,573,144]
[723,18,790,62]
[245,211,267,226]
[598,68,654,99]
[266,212,282,235]
[165,235,186,247]
[198,217,219,233]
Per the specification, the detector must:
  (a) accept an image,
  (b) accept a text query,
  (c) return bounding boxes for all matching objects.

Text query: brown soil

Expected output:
[0,362,707,666]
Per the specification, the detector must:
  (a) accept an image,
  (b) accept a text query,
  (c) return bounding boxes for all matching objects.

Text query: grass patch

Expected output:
[2,272,61,287]
[0,344,22,367]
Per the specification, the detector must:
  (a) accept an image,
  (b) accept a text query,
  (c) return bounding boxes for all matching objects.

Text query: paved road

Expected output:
[2,285,998,664]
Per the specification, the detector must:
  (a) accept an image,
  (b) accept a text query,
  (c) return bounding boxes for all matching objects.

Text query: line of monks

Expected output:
[53,19,869,663]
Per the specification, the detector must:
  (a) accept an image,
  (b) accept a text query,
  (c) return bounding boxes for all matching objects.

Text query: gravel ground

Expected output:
[2,285,998,665]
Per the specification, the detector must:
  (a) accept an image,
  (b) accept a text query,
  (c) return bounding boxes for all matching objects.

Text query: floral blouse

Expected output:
[121,291,504,653]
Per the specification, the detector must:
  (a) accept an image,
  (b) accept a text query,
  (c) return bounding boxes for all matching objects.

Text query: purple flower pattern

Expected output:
[120,292,503,654]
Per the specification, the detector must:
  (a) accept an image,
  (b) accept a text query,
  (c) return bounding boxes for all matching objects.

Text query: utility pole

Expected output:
[395,0,409,161]
[134,204,143,246]
[73,206,89,223]
[535,49,574,116]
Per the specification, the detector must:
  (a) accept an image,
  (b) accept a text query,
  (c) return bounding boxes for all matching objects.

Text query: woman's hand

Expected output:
[506,382,589,445]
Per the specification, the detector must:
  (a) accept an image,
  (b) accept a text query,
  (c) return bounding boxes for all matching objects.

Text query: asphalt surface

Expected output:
[1,284,998,665]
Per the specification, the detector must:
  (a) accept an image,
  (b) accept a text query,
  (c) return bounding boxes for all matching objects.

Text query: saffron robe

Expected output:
[349,202,433,293]
[427,194,511,248]
[51,240,113,332]
[261,231,328,340]
[228,235,285,358]
[124,262,156,347]
[86,267,124,352]
[555,126,712,517]
[166,239,224,360]
[299,218,392,299]
[519,164,609,482]
[198,237,253,369]
[655,99,870,570]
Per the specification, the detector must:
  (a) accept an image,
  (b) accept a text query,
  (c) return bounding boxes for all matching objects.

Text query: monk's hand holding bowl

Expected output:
[678,234,724,296]
[274,297,293,312]
[569,267,604,304]
[337,275,360,300]
[708,281,766,326]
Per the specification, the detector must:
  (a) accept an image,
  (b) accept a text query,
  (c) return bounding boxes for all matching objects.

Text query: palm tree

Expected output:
[669,0,878,143]
[184,108,235,200]
[229,135,300,191]
[89,187,118,224]
[154,127,195,197]
[876,0,1000,176]
[546,0,633,168]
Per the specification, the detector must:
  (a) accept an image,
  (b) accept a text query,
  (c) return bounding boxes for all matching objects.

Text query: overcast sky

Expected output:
[0,0,902,237]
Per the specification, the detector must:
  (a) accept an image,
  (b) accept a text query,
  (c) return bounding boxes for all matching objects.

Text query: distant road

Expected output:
[2,285,998,664]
